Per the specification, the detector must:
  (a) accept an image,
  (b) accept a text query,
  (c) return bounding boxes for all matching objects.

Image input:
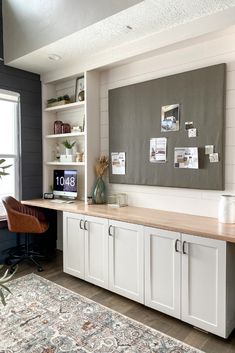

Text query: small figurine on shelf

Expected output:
[72,125,81,133]
[75,152,83,162]
[55,143,60,160]
[78,90,85,102]
[92,156,109,204]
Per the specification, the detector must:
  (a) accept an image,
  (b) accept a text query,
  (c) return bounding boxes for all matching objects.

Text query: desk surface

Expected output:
[22,199,235,243]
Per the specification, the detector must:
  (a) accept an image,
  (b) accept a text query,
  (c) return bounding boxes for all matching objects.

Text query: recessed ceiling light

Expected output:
[48,54,62,61]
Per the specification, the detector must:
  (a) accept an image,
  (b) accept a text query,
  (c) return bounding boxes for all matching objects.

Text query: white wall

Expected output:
[100,30,235,218]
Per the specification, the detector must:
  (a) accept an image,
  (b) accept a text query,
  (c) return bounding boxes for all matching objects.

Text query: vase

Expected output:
[65,148,72,156]
[62,123,71,134]
[92,176,106,204]
[54,120,63,134]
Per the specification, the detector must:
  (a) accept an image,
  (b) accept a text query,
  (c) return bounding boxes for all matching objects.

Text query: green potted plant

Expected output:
[0,158,12,178]
[0,265,17,306]
[0,158,17,306]
[62,140,76,156]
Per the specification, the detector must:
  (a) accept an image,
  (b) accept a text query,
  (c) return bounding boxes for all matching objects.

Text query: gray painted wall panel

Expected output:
[109,64,225,190]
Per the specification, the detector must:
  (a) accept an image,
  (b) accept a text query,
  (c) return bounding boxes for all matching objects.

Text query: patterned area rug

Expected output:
[0,274,204,353]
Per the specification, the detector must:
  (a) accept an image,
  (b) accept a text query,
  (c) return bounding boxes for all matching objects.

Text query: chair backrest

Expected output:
[2,196,49,234]
[2,196,22,213]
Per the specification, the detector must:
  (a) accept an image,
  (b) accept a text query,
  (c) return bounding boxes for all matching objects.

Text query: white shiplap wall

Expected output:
[99,30,235,217]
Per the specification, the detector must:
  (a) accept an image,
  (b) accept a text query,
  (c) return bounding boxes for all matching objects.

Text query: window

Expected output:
[0,90,20,219]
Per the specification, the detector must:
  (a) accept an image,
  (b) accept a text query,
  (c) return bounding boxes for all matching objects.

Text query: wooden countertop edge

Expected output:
[76,210,235,242]
[22,199,235,243]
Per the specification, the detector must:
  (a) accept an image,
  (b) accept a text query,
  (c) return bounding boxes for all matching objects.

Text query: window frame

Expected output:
[0,90,21,219]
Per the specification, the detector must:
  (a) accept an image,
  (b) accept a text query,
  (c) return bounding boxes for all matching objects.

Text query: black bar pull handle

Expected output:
[182,241,187,254]
[79,219,84,230]
[175,239,180,252]
[108,225,113,236]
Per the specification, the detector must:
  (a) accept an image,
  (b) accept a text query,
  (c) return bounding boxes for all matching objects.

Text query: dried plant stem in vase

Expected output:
[92,156,109,204]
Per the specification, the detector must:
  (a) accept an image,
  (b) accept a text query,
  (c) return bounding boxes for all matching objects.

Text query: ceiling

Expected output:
[3,0,235,79]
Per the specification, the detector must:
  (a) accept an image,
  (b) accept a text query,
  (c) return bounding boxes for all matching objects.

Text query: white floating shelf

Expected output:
[45,162,85,166]
[45,132,85,139]
[44,101,85,112]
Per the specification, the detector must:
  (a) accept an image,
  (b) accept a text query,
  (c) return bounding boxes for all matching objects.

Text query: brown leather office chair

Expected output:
[2,196,49,272]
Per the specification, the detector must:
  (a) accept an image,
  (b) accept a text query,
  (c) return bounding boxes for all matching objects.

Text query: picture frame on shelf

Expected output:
[75,76,85,102]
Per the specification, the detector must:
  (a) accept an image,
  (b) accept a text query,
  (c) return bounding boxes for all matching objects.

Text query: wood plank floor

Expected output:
[11,250,235,353]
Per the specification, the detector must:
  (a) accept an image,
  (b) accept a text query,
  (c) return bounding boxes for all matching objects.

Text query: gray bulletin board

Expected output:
[109,64,226,190]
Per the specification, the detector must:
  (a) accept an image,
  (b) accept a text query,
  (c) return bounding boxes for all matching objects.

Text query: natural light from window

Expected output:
[0,91,20,219]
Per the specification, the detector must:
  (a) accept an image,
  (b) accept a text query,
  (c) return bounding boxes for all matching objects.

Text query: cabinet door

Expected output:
[63,212,85,279]
[181,233,226,337]
[108,220,144,303]
[144,227,181,319]
[84,215,109,288]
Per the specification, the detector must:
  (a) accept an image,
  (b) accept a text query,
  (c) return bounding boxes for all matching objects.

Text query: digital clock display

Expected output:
[53,170,77,193]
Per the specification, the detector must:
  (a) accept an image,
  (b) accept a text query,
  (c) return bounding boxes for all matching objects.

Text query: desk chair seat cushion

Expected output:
[2,196,49,234]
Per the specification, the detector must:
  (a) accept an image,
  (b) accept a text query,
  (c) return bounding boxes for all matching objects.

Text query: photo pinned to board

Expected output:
[161,104,180,132]
[174,147,199,169]
[111,152,126,175]
[205,145,214,155]
[209,153,219,163]
[150,137,167,163]
[205,145,219,163]
[185,121,194,130]
[188,128,197,138]
[185,121,197,138]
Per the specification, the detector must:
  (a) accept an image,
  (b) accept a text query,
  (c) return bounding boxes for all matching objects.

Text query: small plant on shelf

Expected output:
[62,140,76,149]
[62,140,76,157]
[47,94,71,108]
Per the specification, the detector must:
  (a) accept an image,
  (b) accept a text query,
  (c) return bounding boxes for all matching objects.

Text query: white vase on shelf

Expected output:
[65,148,72,156]
[218,195,235,223]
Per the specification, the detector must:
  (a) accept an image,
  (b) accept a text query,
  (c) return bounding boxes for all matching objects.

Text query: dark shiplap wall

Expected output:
[0,0,3,60]
[0,64,42,199]
[0,0,42,260]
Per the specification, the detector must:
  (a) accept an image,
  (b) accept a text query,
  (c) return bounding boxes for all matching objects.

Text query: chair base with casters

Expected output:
[2,196,49,272]
[6,233,45,272]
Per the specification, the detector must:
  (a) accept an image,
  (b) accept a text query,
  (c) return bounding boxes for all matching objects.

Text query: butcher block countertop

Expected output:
[22,199,235,243]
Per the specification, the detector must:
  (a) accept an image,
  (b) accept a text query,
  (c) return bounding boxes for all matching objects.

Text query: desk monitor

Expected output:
[53,170,77,199]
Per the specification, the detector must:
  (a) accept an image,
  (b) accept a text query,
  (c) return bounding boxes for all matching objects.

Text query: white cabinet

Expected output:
[144,228,229,337]
[63,212,85,279]
[181,233,226,337]
[63,212,235,337]
[63,212,108,288]
[64,214,144,303]
[84,215,109,288]
[108,220,144,303]
[144,227,181,318]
